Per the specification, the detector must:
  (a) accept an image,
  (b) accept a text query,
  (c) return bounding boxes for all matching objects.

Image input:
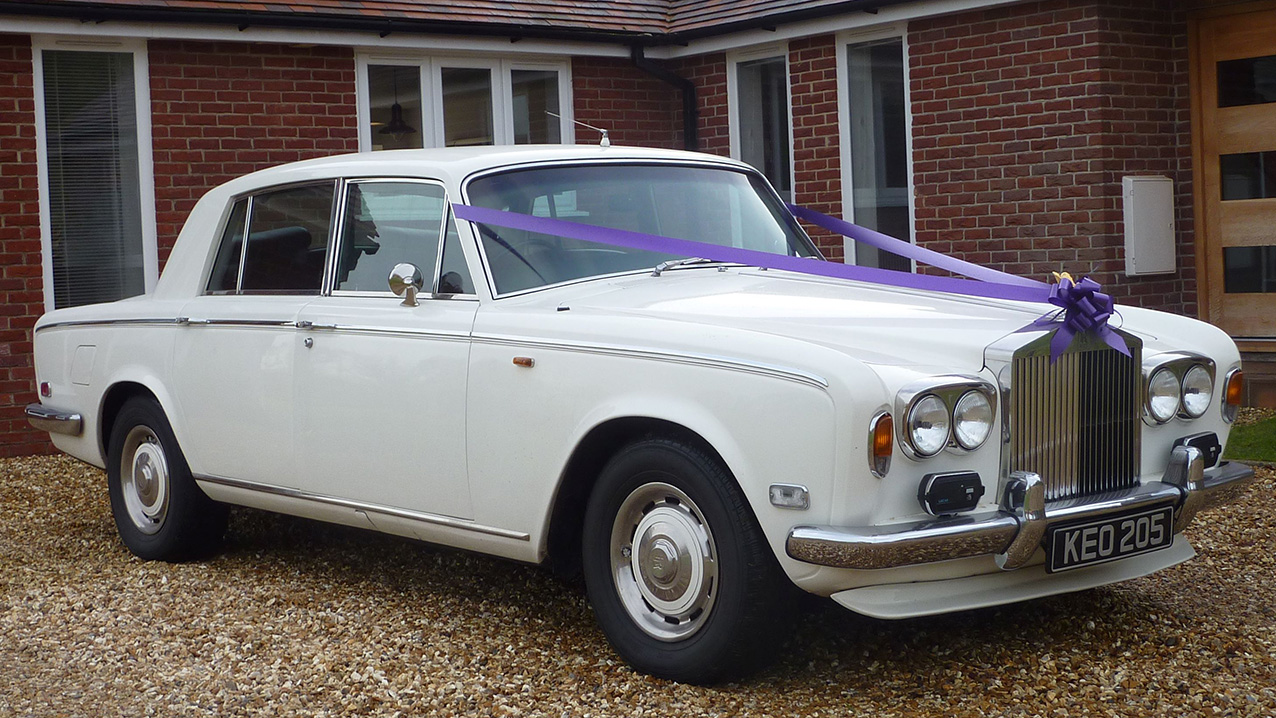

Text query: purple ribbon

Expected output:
[452,203,1122,362]
[1026,275,1130,360]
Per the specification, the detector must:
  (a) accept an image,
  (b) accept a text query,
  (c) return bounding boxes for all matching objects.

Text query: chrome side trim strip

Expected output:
[25,404,83,436]
[310,325,471,342]
[472,333,829,390]
[35,318,183,332]
[194,474,530,541]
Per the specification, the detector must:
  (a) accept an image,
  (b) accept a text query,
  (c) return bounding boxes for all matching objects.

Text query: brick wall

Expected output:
[149,40,359,255]
[789,35,845,262]
[0,36,49,457]
[908,0,1195,314]
[572,57,679,149]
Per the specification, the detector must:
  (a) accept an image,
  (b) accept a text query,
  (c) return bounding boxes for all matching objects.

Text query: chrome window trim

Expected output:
[472,333,829,390]
[894,375,997,460]
[326,177,478,300]
[457,158,821,300]
[195,474,529,541]
[1141,352,1216,425]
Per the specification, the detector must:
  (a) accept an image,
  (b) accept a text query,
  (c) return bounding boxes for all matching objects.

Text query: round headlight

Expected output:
[953,390,993,450]
[1147,368,1180,423]
[908,394,950,457]
[1181,364,1213,418]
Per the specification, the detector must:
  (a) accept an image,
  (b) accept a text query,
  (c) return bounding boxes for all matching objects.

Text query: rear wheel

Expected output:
[107,397,227,561]
[582,438,787,684]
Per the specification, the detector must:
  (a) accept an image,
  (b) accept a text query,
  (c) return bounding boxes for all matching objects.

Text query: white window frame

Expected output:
[726,43,796,202]
[356,54,575,150]
[31,35,159,311]
[835,24,917,268]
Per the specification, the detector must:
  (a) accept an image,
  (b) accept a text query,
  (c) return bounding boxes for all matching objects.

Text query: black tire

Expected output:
[581,438,788,684]
[106,397,228,561]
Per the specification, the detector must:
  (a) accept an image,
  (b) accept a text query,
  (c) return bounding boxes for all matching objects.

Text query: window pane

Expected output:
[368,65,423,151]
[438,213,475,294]
[208,199,248,292]
[42,49,145,309]
[468,164,815,294]
[1224,246,1276,292]
[335,182,447,292]
[442,67,494,147]
[736,57,792,200]
[846,39,911,272]
[241,183,335,293]
[1218,55,1276,108]
[511,70,561,144]
[1220,151,1276,200]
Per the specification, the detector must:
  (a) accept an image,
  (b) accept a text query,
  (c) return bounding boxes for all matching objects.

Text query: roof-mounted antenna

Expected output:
[547,111,610,147]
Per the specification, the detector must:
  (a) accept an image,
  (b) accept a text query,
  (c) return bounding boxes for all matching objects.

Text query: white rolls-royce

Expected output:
[27,146,1255,683]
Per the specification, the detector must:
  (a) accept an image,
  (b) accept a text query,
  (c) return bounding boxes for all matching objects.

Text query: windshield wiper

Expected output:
[651,257,724,277]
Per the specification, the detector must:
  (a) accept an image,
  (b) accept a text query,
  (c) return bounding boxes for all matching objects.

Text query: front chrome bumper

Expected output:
[786,446,1255,571]
[25,403,83,436]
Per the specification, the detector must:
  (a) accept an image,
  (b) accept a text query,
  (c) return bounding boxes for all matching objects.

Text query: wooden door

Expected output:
[1194,7,1276,341]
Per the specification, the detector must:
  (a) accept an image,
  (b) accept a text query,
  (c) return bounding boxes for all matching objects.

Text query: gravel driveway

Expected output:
[1,454,1273,717]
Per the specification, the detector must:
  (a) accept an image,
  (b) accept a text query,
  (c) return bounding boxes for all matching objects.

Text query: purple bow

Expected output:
[1029,276,1130,362]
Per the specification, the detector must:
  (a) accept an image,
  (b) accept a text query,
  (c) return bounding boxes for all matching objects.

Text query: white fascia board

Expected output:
[645,0,1029,59]
[0,16,631,58]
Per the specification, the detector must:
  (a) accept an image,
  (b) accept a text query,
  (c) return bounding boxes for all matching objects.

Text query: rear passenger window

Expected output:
[335,182,447,293]
[240,183,336,294]
[208,199,248,293]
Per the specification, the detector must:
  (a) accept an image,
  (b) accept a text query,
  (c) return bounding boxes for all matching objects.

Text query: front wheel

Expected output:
[582,438,788,683]
[106,397,227,561]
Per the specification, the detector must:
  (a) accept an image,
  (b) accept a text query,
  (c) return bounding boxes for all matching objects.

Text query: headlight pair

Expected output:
[1144,355,1215,424]
[899,379,996,459]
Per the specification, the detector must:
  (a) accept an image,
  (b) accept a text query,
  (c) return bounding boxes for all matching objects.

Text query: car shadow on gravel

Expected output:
[215,504,1183,689]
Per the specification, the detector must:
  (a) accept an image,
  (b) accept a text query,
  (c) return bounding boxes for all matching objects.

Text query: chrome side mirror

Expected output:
[388,263,424,307]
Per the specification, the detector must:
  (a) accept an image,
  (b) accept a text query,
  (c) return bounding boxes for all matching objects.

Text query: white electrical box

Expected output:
[1122,175,1176,276]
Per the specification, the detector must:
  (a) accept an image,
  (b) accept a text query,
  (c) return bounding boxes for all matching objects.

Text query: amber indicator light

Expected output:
[1226,370,1244,406]
[512,356,535,368]
[873,413,894,458]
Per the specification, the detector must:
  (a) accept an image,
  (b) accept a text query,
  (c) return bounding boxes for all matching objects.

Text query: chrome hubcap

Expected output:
[610,482,717,641]
[120,426,169,535]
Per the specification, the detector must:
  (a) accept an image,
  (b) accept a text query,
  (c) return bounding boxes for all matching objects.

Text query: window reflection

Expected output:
[368,65,422,150]
[736,57,792,201]
[512,70,561,144]
[1218,55,1276,108]
[1224,246,1276,293]
[1220,151,1276,200]
[442,67,494,147]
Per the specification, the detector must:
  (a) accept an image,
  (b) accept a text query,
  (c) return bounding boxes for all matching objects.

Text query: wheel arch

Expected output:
[545,415,742,578]
[98,378,180,462]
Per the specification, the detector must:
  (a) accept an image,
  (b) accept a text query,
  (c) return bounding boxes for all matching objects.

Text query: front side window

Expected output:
[362,58,570,150]
[238,183,335,294]
[466,164,817,295]
[335,181,447,292]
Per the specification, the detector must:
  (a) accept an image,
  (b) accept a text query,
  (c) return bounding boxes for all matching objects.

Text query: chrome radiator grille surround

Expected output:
[1007,330,1142,502]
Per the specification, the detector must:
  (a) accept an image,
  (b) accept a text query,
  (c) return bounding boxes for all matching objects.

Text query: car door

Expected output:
[172,181,338,489]
[294,179,479,520]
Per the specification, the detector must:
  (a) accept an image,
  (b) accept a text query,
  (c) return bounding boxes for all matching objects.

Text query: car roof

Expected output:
[220,144,753,194]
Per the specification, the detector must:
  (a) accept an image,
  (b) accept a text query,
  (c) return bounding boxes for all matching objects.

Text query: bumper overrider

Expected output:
[786,445,1255,570]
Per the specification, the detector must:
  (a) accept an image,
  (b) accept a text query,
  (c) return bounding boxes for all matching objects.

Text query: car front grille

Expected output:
[1008,331,1142,502]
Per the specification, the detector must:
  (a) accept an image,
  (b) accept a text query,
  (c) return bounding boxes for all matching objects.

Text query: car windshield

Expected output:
[465,163,820,294]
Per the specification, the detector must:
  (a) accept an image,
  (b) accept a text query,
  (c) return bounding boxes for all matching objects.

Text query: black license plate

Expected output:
[1046,505,1175,573]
